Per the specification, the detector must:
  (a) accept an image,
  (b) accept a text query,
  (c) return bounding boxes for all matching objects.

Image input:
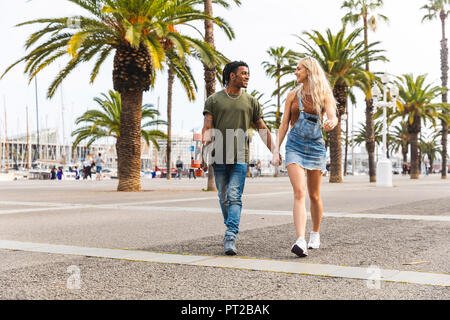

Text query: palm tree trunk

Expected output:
[409,115,421,179]
[329,116,343,183]
[443,121,448,177]
[441,9,448,179]
[418,145,422,174]
[167,69,174,180]
[429,154,434,173]
[116,138,120,179]
[386,133,390,159]
[117,90,143,192]
[365,101,376,182]
[410,131,419,179]
[204,0,217,192]
[274,68,281,178]
[363,14,377,183]
[402,144,408,164]
[330,85,346,183]
[344,112,349,176]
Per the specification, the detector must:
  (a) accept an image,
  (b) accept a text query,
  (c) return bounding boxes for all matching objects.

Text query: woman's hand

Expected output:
[271,151,282,166]
[323,118,338,132]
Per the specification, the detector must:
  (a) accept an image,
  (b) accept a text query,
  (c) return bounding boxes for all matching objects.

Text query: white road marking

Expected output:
[0,206,88,216]
[0,240,448,287]
[94,206,450,222]
[101,191,292,207]
[0,199,449,222]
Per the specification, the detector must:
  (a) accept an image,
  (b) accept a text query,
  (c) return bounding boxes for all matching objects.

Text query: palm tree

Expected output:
[374,104,401,158]
[354,121,383,148]
[1,0,232,191]
[201,0,241,191]
[419,130,442,173]
[296,26,387,182]
[71,90,167,172]
[421,0,450,179]
[262,47,301,128]
[391,121,410,165]
[250,90,277,131]
[342,0,389,182]
[396,74,444,179]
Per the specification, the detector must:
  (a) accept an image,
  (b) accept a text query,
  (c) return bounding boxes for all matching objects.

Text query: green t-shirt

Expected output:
[203,90,263,164]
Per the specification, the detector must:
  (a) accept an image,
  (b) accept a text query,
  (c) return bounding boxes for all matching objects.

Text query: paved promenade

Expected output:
[0,174,448,300]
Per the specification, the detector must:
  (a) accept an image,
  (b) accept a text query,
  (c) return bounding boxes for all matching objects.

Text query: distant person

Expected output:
[402,162,408,175]
[83,158,90,180]
[425,162,430,175]
[189,157,196,179]
[271,57,338,258]
[90,160,96,179]
[74,166,80,180]
[83,160,93,180]
[176,156,183,180]
[256,160,262,177]
[50,167,57,180]
[56,167,63,180]
[95,153,104,180]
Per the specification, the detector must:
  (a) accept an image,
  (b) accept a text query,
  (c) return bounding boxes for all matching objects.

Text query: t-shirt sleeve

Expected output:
[203,96,214,116]
[252,97,263,123]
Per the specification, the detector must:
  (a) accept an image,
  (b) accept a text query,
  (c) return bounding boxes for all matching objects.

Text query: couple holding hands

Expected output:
[201,57,338,258]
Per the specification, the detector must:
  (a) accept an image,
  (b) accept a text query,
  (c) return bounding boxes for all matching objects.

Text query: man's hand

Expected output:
[271,151,282,166]
[201,157,208,172]
[201,113,213,172]
[201,145,208,172]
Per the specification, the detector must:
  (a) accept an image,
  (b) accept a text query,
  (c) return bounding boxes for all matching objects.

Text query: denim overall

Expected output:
[285,92,327,173]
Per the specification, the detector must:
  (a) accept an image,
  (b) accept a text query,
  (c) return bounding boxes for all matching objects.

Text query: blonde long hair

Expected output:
[297,57,335,116]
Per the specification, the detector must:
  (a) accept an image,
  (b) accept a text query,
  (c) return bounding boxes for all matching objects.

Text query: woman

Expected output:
[272,57,338,257]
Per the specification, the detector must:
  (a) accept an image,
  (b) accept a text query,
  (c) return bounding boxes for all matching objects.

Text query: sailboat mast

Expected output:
[34,76,40,162]
[60,84,65,162]
[4,101,9,173]
[26,106,30,170]
[155,96,160,171]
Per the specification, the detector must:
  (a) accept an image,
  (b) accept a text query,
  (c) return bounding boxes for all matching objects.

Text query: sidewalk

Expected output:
[0,175,448,299]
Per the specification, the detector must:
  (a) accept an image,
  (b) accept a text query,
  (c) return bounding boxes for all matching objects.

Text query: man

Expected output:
[201,61,279,256]
[95,153,104,180]
[176,156,183,180]
[189,157,196,179]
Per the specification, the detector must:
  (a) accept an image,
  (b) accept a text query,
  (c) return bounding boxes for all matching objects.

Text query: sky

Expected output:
[0,0,445,149]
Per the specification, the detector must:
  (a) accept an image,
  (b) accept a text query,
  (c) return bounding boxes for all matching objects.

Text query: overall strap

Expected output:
[297,90,304,111]
[298,89,323,127]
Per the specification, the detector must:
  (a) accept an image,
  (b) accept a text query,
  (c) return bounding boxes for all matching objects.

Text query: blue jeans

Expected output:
[213,163,248,239]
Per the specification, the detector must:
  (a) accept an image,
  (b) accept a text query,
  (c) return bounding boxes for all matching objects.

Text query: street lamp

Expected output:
[371,73,398,187]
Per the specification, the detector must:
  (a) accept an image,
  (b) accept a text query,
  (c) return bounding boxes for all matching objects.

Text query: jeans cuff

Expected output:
[225,230,237,239]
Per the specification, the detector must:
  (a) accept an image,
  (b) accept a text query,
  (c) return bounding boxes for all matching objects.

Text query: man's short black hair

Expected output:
[222,61,249,87]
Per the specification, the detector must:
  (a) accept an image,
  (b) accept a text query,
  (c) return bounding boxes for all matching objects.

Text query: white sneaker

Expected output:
[291,238,308,257]
[308,232,320,249]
